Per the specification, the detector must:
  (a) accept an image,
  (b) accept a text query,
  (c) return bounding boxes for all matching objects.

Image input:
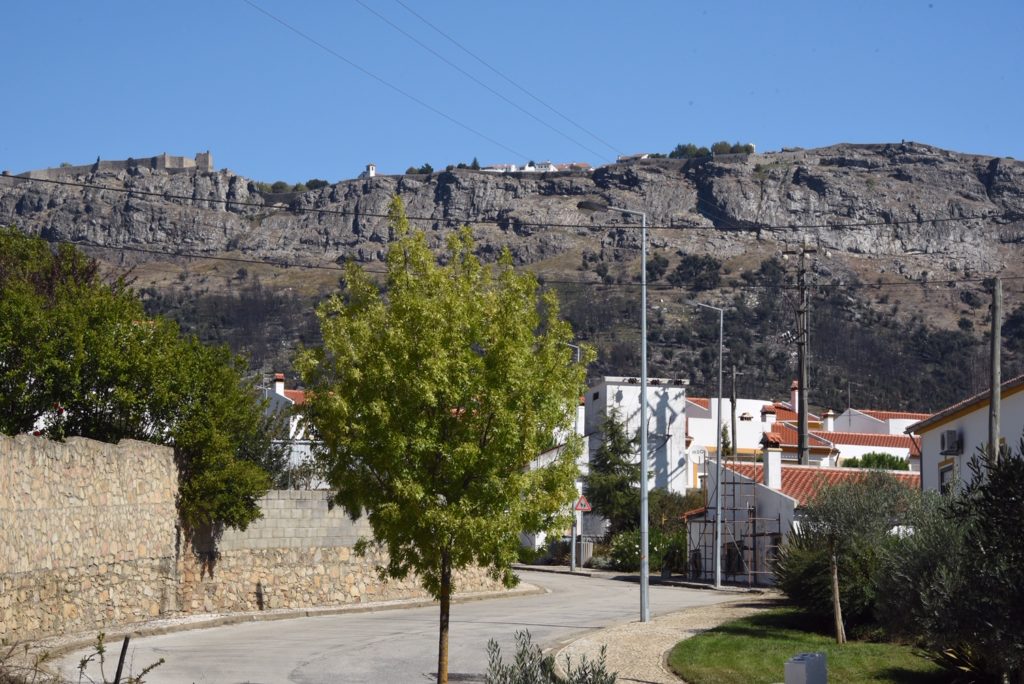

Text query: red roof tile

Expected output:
[858,409,931,421]
[810,430,921,457]
[688,397,711,410]
[727,463,920,506]
[283,389,306,405]
[762,424,833,451]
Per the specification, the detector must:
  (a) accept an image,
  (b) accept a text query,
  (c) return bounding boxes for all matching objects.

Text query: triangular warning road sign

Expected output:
[574,495,592,512]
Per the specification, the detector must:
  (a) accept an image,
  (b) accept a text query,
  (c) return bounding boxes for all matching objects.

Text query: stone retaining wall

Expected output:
[0,435,179,644]
[1,438,504,644]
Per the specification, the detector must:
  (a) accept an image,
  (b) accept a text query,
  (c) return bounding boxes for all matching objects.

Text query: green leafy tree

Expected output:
[305,178,329,190]
[583,411,640,536]
[842,451,909,471]
[297,198,589,684]
[646,254,669,282]
[667,253,721,291]
[775,471,917,643]
[878,444,1024,681]
[269,180,290,192]
[0,227,275,530]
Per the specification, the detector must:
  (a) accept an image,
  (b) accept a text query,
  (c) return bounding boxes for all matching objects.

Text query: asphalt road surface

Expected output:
[60,571,733,683]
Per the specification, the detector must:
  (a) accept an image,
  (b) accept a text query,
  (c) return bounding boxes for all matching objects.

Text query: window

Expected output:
[939,464,954,495]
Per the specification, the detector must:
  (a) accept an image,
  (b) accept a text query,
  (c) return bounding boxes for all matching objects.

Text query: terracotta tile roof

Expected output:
[762,401,818,423]
[727,463,920,506]
[909,373,1024,433]
[762,424,833,452]
[810,430,921,457]
[858,409,931,421]
[283,389,306,405]
[688,397,711,410]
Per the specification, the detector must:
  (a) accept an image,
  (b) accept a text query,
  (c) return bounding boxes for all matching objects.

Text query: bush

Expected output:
[485,630,616,684]
[305,178,329,190]
[668,254,721,291]
[270,180,290,193]
[841,451,909,470]
[609,528,666,572]
[877,446,1024,681]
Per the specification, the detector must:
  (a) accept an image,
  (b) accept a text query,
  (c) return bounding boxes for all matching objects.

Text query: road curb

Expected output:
[38,583,545,661]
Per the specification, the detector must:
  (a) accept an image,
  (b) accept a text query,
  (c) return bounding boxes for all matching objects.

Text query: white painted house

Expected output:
[910,373,1024,493]
[584,376,691,492]
[263,373,322,487]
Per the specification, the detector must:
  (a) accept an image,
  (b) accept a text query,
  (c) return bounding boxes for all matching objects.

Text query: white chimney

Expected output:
[764,448,782,490]
[762,405,777,427]
[790,380,800,411]
[273,372,286,397]
[823,409,835,432]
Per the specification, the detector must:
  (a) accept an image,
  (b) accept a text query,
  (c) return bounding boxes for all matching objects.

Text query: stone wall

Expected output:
[180,490,502,613]
[1,439,504,644]
[0,435,179,644]
[19,151,213,180]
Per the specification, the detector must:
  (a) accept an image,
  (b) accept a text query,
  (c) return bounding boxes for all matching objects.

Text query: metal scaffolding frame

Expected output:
[688,455,782,586]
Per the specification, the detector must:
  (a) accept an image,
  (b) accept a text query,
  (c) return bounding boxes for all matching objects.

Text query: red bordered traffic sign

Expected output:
[573,495,592,512]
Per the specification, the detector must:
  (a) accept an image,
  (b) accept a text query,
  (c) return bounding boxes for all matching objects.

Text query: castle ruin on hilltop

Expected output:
[17,151,213,180]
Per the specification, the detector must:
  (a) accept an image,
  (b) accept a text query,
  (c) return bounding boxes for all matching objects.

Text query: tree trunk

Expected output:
[437,549,452,684]
[830,551,846,644]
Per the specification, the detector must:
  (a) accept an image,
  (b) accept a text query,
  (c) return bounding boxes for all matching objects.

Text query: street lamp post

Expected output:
[689,300,724,589]
[563,341,583,573]
[577,200,650,622]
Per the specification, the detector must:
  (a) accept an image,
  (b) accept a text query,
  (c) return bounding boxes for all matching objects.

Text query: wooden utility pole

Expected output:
[785,238,816,465]
[730,365,746,461]
[990,277,1002,461]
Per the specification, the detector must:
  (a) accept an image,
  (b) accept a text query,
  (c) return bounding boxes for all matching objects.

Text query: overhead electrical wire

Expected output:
[392,0,623,158]
[241,0,531,162]
[351,0,610,163]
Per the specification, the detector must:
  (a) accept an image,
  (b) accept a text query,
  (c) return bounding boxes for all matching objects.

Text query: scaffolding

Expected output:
[687,454,783,586]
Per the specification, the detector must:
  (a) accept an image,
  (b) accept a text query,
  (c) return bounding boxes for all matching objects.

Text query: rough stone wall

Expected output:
[1,442,504,644]
[179,490,502,613]
[0,435,179,645]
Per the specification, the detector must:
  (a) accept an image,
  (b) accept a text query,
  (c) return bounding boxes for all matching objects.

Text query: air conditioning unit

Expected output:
[940,429,962,455]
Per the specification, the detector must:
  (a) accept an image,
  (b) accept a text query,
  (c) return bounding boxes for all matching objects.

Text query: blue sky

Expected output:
[3,1,1021,183]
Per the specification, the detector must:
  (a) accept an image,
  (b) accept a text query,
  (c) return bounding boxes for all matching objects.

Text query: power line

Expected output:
[2,172,1016,234]
[241,0,530,162]
[392,0,623,159]
[352,0,609,163]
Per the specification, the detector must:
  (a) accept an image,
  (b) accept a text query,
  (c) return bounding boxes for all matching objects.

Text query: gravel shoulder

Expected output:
[554,591,784,684]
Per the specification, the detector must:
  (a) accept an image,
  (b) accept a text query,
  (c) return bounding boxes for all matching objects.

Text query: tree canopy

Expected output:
[296,198,589,683]
[0,227,276,530]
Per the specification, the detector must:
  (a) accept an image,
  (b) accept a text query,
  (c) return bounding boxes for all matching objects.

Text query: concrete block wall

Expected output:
[180,490,504,613]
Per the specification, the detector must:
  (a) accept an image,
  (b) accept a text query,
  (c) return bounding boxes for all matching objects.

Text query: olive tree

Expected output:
[297,198,589,684]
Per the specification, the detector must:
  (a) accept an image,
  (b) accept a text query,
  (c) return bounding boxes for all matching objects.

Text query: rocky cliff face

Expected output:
[3,142,1023,408]
[4,142,1022,276]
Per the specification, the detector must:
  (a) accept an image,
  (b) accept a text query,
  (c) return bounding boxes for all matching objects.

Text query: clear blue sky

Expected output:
[3,1,1021,183]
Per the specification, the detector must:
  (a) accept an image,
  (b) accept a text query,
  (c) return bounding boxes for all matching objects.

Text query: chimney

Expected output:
[273,372,286,397]
[790,379,800,411]
[764,447,782,490]
[823,409,835,432]
[761,404,777,427]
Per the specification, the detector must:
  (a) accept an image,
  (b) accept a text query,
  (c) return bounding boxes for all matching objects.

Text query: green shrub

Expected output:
[485,630,616,684]
[609,528,666,572]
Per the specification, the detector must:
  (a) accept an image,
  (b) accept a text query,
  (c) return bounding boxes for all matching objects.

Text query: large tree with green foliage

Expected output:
[583,411,640,536]
[0,227,276,530]
[775,472,917,644]
[297,198,589,684]
[841,451,909,471]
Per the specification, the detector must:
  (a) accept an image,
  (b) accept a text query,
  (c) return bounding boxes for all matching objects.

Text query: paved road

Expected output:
[60,572,732,683]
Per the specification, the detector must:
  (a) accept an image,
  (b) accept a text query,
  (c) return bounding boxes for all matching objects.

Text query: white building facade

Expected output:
[911,374,1024,493]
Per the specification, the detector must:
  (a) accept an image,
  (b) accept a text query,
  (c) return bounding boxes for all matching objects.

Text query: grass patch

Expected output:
[667,608,948,684]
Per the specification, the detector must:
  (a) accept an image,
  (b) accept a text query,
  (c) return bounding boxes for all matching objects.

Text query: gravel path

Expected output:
[555,591,783,684]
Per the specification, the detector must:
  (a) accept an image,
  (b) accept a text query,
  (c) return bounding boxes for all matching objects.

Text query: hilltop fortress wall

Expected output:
[17,151,213,180]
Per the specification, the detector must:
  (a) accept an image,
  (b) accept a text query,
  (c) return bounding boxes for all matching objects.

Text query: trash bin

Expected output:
[784,652,827,684]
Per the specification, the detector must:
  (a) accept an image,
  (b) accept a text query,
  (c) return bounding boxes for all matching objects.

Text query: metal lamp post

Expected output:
[578,200,650,622]
[689,300,724,589]
[563,341,583,573]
